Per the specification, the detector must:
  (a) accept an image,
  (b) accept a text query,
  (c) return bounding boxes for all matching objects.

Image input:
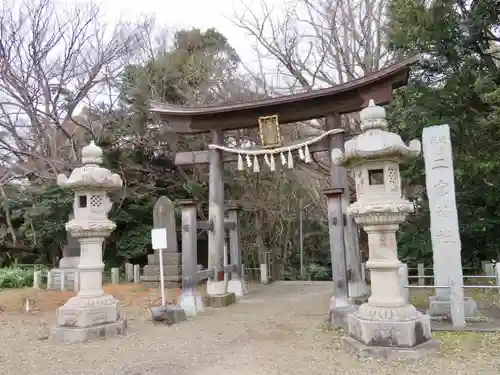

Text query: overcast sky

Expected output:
[55,0,282,68]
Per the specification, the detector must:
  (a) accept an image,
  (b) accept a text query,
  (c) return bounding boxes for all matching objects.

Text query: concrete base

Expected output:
[50,317,127,343]
[347,309,434,348]
[56,294,120,327]
[227,278,248,297]
[427,296,478,318]
[341,335,440,360]
[207,280,227,295]
[350,294,370,305]
[179,293,205,317]
[150,305,187,324]
[210,292,236,308]
[329,303,359,330]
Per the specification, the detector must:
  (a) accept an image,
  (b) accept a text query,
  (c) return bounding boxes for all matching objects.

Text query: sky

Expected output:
[55,0,283,69]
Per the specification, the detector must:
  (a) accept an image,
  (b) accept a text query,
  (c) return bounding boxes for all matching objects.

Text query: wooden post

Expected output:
[323,187,349,307]
[227,205,242,280]
[207,130,225,295]
[226,204,247,296]
[178,199,206,316]
[179,199,198,291]
[326,114,365,299]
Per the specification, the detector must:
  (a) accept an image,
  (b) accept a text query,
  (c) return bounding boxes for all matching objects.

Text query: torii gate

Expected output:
[149,55,419,317]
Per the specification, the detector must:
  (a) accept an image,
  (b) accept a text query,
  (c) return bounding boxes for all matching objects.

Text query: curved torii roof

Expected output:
[150,55,419,133]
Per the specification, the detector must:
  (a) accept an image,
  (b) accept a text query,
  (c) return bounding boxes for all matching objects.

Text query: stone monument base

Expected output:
[427,296,478,318]
[179,293,205,317]
[341,335,440,360]
[227,279,248,297]
[151,305,187,324]
[51,294,126,343]
[209,292,236,308]
[342,310,439,359]
[51,318,127,343]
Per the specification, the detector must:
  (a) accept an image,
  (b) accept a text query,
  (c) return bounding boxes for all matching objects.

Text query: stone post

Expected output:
[226,204,247,296]
[331,100,439,358]
[125,263,133,282]
[50,141,126,343]
[178,199,204,317]
[133,265,140,283]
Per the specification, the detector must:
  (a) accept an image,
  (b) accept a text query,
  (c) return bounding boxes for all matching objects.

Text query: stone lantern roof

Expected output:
[57,141,123,191]
[331,100,421,168]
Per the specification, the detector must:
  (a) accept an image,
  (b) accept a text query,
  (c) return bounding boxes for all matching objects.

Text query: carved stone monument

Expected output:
[49,216,80,291]
[50,141,126,342]
[332,100,439,358]
[141,197,182,288]
[423,125,476,323]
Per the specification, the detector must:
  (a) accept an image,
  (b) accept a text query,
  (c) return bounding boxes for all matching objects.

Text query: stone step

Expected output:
[142,281,181,289]
[140,275,182,282]
[147,253,181,265]
[143,265,181,276]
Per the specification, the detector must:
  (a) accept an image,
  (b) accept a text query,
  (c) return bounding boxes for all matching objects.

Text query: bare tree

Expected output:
[234,0,393,91]
[0,0,145,182]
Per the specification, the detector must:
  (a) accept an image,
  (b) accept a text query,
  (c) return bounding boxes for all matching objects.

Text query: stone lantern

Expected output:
[331,100,439,358]
[50,141,126,342]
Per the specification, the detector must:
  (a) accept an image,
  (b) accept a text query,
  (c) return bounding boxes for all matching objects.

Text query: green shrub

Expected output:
[0,267,35,288]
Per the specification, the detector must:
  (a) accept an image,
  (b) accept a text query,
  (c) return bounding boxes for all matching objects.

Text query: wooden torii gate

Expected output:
[149,56,419,305]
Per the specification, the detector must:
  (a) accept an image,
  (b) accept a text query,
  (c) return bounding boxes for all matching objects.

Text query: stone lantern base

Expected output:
[50,294,127,343]
[341,310,440,359]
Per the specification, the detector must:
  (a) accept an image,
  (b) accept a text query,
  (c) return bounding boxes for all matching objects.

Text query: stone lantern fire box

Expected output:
[50,141,126,343]
[331,100,439,358]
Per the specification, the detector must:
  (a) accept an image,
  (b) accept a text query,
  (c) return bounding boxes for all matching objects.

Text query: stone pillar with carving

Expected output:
[331,100,439,358]
[50,141,126,343]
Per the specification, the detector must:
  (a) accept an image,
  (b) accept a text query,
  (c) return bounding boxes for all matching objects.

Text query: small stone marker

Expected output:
[33,271,41,289]
[141,196,182,288]
[111,268,120,284]
[153,197,177,252]
[133,265,140,283]
[125,263,133,282]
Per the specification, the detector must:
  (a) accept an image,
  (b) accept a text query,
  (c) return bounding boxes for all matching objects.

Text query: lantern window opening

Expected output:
[368,169,384,185]
[78,195,87,208]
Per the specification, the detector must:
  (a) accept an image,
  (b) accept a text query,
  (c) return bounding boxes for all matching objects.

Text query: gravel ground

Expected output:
[1,282,500,375]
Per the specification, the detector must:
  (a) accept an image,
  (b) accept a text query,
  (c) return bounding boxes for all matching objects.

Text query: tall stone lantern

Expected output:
[50,141,126,342]
[331,100,439,358]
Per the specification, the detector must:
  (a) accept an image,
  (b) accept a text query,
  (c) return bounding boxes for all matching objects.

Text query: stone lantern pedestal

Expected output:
[331,100,439,359]
[50,141,126,343]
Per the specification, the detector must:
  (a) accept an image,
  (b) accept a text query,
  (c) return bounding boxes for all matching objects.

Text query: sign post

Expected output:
[151,228,168,306]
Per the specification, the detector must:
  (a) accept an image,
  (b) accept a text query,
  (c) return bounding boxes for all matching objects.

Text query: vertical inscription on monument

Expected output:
[422,124,463,300]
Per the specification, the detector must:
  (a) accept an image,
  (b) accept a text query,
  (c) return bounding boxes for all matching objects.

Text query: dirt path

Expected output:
[0,282,499,375]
